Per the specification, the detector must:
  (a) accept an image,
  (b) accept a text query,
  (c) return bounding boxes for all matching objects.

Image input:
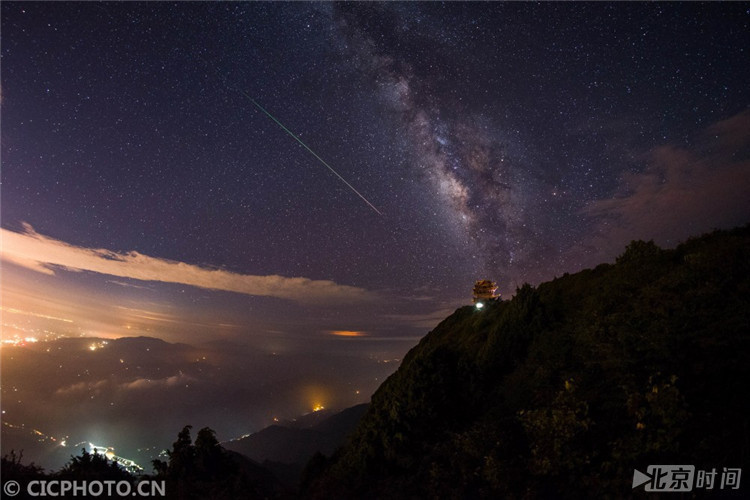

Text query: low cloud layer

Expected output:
[1,224,371,303]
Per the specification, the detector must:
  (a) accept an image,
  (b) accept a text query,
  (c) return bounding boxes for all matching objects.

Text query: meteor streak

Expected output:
[241,92,383,215]
[201,58,382,215]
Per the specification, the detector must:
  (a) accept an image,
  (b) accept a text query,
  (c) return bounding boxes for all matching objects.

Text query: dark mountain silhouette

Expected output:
[224,404,368,487]
[276,407,338,429]
[304,226,750,498]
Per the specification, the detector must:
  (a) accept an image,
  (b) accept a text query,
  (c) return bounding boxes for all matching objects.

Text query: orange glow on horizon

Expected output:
[330,330,367,337]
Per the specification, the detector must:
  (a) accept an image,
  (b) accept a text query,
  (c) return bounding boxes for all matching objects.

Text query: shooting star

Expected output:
[241,93,383,215]
[201,58,382,215]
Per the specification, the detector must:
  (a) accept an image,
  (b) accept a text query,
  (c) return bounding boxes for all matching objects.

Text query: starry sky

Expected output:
[2,2,749,393]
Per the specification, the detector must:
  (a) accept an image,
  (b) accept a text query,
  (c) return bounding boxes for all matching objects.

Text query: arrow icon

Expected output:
[632,469,652,489]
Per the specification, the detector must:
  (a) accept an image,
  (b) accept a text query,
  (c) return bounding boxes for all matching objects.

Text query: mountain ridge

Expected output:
[224,404,369,487]
[305,225,750,498]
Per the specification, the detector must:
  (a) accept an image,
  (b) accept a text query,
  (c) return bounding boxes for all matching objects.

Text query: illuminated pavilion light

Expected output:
[312,404,325,412]
[475,302,484,310]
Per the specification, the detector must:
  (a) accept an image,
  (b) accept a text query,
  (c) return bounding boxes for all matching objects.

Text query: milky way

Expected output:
[2,0,749,472]
[325,3,749,289]
[1,1,748,347]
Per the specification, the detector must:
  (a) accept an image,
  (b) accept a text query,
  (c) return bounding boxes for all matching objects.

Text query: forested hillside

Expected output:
[305,226,750,498]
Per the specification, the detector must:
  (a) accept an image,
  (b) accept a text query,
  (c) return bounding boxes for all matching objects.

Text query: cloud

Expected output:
[578,110,750,263]
[115,305,185,325]
[120,373,192,391]
[106,280,153,290]
[0,224,371,303]
[0,306,74,323]
[55,379,109,396]
[55,374,194,395]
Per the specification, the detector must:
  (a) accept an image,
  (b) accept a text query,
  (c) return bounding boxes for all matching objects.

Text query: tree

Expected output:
[1,449,45,479]
[58,447,132,481]
[152,425,277,499]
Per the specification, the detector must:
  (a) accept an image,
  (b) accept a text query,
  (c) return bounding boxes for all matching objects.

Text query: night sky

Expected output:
[1,2,749,442]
